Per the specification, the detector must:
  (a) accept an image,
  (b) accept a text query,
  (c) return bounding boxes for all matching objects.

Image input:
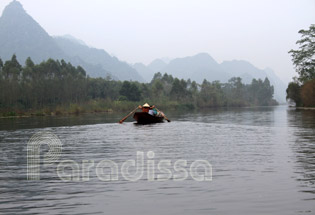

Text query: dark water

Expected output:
[0,106,315,214]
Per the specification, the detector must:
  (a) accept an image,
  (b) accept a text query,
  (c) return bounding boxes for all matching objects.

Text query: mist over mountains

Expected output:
[0,1,65,63]
[133,54,286,102]
[0,1,143,81]
[0,0,286,102]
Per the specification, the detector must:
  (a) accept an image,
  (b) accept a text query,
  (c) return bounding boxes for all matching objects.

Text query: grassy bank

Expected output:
[0,98,279,118]
[295,107,315,110]
[0,99,193,118]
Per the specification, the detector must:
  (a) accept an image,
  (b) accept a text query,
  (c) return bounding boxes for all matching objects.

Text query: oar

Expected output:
[154,107,171,122]
[119,106,140,123]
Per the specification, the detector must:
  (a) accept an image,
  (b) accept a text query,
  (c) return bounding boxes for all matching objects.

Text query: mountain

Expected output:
[220,60,286,102]
[263,67,287,102]
[133,53,286,102]
[159,53,230,83]
[132,58,168,82]
[0,1,65,63]
[0,1,143,81]
[60,34,87,46]
[147,59,168,73]
[160,57,172,64]
[133,63,155,82]
[221,60,271,82]
[54,36,144,81]
[1,1,286,101]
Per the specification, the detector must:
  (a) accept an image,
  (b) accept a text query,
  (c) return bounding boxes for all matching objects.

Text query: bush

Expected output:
[301,79,315,107]
[286,82,302,106]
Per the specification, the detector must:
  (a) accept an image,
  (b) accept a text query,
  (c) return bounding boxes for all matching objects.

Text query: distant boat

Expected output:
[133,112,164,124]
[119,103,170,124]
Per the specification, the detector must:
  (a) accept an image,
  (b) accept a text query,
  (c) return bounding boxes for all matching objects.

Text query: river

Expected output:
[0,106,314,214]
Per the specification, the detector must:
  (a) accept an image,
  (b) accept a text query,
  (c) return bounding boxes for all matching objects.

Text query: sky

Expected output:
[0,0,314,83]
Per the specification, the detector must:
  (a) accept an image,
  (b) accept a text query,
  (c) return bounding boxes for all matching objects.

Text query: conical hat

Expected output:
[143,103,150,107]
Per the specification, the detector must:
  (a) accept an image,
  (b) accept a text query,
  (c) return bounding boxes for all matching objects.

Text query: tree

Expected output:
[189,80,198,95]
[289,24,315,84]
[3,54,22,80]
[0,55,279,113]
[152,79,164,99]
[1,55,22,106]
[162,73,174,84]
[119,81,141,101]
[225,77,246,106]
[170,78,183,100]
[301,80,315,107]
[286,82,302,106]
[287,25,315,107]
[140,83,151,99]
[229,77,244,96]
[197,79,224,107]
[151,72,162,82]
[20,57,35,108]
[170,78,190,101]
[261,77,274,105]
[247,78,275,106]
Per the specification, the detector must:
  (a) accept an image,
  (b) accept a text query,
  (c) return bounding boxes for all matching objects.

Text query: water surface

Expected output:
[0,106,315,214]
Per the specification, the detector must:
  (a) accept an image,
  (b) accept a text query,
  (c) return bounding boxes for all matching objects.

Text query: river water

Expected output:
[0,106,314,214]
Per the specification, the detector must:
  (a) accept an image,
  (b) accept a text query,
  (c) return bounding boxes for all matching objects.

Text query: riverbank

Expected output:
[0,100,193,118]
[295,106,315,110]
[0,99,277,119]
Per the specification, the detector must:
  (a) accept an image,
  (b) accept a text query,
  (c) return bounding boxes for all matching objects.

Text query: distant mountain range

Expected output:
[0,0,286,102]
[0,1,143,81]
[133,53,286,102]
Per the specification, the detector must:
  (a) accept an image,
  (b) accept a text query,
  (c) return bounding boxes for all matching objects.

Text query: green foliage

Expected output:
[0,54,22,107]
[223,77,245,106]
[286,82,301,106]
[0,56,87,109]
[197,79,225,107]
[151,72,163,82]
[289,24,315,84]
[248,78,274,106]
[301,80,315,107]
[119,81,141,101]
[287,25,315,107]
[0,55,277,115]
[152,79,164,98]
[170,78,191,101]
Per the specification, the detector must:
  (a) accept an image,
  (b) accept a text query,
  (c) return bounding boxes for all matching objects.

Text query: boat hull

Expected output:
[133,112,164,124]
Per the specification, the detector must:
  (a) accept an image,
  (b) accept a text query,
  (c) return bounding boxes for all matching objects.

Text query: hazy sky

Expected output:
[0,0,314,83]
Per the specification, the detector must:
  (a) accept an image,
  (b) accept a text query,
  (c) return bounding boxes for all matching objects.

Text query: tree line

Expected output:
[0,54,277,113]
[147,73,276,108]
[286,24,315,107]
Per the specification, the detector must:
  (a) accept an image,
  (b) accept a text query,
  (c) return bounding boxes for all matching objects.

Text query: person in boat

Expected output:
[141,103,150,113]
[119,103,170,123]
[140,103,157,116]
[149,105,158,116]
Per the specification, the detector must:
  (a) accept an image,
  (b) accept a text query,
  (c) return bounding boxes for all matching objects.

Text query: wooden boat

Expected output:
[133,112,164,124]
[119,103,170,124]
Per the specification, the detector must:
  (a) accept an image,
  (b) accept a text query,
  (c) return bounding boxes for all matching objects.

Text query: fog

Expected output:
[0,0,314,83]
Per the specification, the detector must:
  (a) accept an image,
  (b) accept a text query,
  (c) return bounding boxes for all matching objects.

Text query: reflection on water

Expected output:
[287,109,315,197]
[0,106,315,214]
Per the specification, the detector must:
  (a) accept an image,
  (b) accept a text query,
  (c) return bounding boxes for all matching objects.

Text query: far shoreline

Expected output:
[295,106,315,110]
[0,102,283,119]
